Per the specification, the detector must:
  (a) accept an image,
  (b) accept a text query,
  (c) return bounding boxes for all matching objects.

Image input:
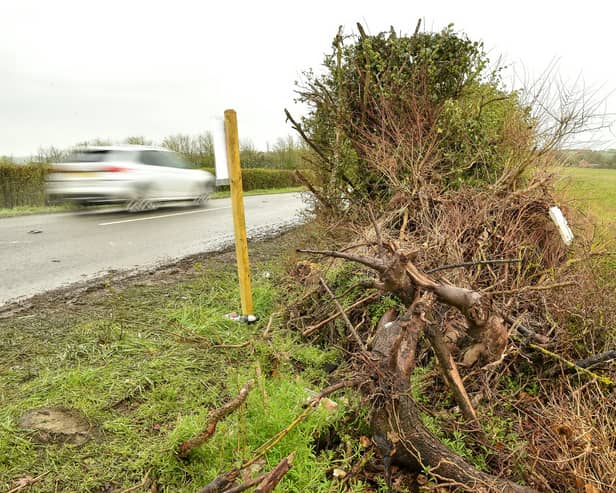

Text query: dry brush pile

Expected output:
[283,23,615,492]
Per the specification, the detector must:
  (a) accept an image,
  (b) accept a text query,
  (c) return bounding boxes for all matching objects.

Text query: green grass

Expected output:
[556,167,616,228]
[0,234,363,493]
[0,204,76,217]
[210,186,305,199]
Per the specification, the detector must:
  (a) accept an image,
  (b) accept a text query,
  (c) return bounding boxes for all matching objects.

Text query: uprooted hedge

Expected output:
[282,22,615,492]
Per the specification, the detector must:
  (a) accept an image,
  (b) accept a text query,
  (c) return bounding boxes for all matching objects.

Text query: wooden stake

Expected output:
[224,109,254,317]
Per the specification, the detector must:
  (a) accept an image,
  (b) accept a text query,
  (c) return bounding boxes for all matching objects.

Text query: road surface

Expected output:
[0,193,307,306]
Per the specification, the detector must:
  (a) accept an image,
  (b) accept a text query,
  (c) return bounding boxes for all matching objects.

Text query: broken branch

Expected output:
[253,452,296,493]
[6,473,49,493]
[424,322,478,423]
[426,258,523,274]
[572,349,616,370]
[178,380,255,458]
[297,248,384,271]
[530,344,614,386]
[304,377,366,408]
[487,281,575,296]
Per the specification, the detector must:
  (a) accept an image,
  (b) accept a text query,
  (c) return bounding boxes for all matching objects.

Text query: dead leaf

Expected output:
[14,475,35,487]
[320,398,338,411]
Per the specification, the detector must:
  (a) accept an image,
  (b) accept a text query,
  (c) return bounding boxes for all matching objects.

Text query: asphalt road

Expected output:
[0,193,307,306]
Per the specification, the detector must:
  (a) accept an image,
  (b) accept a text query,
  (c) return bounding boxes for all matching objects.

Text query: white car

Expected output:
[46,145,215,212]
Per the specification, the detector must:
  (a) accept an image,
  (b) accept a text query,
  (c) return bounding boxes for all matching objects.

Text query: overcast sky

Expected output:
[2,0,614,156]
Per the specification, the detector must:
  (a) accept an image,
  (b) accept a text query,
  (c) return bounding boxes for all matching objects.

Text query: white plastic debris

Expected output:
[548,206,574,246]
[224,312,259,324]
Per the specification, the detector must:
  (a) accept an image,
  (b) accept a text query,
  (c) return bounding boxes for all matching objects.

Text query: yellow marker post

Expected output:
[224,109,254,318]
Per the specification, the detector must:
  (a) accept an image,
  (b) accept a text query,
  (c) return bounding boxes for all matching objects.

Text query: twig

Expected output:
[118,470,151,493]
[425,324,479,424]
[319,277,367,351]
[294,170,334,210]
[297,248,384,272]
[198,473,240,493]
[247,401,318,468]
[221,473,267,493]
[530,344,614,386]
[212,341,252,349]
[486,281,575,296]
[302,292,379,337]
[246,378,357,468]
[253,452,296,493]
[304,377,366,407]
[399,208,409,240]
[505,315,550,344]
[366,205,385,256]
[262,311,279,339]
[285,109,331,166]
[426,258,523,274]
[196,379,358,493]
[571,349,616,370]
[6,473,49,493]
[178,380,255,458]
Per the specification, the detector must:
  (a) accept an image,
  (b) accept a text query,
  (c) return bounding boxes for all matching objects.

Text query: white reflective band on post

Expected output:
[212,117,229,184]
[549,206,574,246]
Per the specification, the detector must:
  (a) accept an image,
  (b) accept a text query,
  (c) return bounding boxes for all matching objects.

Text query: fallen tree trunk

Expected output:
[299,242,537,491]
[368,299,535,492]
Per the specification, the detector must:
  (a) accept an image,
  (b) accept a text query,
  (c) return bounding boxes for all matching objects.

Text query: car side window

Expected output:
[140,151,190,168]
[140,151,164,166]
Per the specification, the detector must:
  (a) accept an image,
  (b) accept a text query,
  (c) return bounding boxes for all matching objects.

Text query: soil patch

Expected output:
[19,407,93,445]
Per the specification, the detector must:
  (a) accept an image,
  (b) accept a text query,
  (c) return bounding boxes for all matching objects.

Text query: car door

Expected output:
[139,150,186,199]
[158,152,199,198]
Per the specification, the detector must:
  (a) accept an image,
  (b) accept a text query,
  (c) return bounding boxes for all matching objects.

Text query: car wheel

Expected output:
[126,184,158,213]
[126,198,156,212]
[193,185,210,208]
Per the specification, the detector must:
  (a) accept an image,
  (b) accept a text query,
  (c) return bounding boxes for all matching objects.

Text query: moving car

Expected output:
[46,145,215,212]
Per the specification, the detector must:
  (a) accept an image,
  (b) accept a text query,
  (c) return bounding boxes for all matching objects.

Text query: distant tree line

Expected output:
[1,133,308,170]
[557,149,616,169]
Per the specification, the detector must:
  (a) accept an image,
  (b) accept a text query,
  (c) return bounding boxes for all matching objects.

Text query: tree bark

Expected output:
[368,304,535,492]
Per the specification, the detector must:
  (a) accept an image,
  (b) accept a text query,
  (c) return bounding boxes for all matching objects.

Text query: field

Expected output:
[556,167,616,230]
[0,168,614,492]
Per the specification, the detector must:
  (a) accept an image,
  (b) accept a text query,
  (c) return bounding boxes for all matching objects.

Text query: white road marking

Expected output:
[98,206,231,226]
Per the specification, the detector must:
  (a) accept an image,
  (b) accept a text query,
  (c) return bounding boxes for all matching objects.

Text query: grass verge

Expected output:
[0,204,76,218]
[0,229,364,493]
[210,186,306,199]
